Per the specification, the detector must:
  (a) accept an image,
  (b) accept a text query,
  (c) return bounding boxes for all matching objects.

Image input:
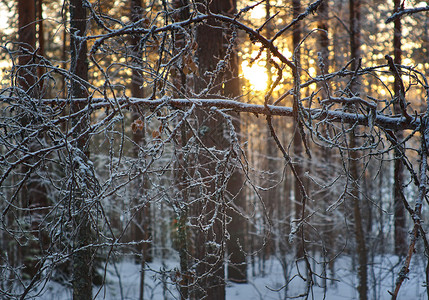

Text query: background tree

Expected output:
[292,0,306,260]
[129,0,152,298]
[349,0,368,298]
[17,0,49,283]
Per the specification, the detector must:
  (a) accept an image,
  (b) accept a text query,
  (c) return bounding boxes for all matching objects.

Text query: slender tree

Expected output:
[349,0,368,299]
[37,0,45,96]
[316,0,336,287]
[129,1,152,298]
[317,0,329,78]
[292,0,305,260]
[224,1,248,284]
[262,0,277,265]
[392,0,407,257]
[18,0,36,88]
[69,0,93,299]
[171,1,193,298]
[18,0,49,280]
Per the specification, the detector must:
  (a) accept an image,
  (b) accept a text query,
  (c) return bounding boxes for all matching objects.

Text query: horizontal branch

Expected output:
[386,5,429,23]
[4,96,419,131]
[321,96,377,110]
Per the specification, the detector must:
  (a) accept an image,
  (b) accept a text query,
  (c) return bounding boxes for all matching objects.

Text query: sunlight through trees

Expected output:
[2,1,429,299]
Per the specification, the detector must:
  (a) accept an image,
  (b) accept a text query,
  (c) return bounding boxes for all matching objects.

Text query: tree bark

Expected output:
[225,1,247,284]
[193,4,226,296]
[192,0,244,297]
[349,0,368,299]
[316,0,335,287]
[349,135,368,300]
[393,0,407,257]
[62,4,68,98]
[292,0,305,260]
[37,0,45,96]
[69,1,92,299]
[171,2,192,299]
[18,0,49,280]
[317,0,329,78]
[18,0,36,92]
[129,1,152,298]
[262,0,276,265]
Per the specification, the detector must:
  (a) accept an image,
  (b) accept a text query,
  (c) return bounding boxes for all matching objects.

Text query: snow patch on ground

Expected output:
[33,254,428,299]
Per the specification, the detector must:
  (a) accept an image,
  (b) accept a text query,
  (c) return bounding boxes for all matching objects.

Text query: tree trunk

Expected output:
[226,113,248,283]
[129,1,152,298]
[171,1,192,299]
[316,0,335,287]
[192,0,243,297]
[317,0,329,77]
[349,135,368,300]
[69,1,92,299]
[261,0,276,265]
[349,0,368,299]
[393,0,407,257]
[18,0,36,91]
[37,0,45,96]
[18,0,49,280]
[225,1,247,283]
[193,12,226,299]
[292,0,305,260]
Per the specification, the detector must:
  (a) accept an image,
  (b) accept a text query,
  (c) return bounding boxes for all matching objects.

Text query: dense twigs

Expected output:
[2,0,429,299]
[390,117,429,299]
[0,96,421,131]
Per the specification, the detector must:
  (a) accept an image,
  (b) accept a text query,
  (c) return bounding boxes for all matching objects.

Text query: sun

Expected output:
[241,60,268,91]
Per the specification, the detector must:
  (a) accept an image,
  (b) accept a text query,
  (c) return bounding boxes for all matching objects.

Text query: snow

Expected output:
[33,254,428,300]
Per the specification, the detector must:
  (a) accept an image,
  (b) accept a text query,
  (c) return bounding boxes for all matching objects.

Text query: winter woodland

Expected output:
[2,0,429,299]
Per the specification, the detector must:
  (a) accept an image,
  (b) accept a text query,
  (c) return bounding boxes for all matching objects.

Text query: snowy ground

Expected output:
[34,254,428,299]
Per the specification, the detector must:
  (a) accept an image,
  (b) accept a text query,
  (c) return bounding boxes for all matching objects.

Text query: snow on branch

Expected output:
[386,5,429,23]
[2,96,420,131]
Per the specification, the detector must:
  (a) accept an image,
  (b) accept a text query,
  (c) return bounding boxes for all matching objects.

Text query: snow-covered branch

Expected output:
[385,5,429,23]
[3,96,418,131]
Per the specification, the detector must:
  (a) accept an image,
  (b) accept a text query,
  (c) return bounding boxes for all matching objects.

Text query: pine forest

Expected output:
[2,0,429,299]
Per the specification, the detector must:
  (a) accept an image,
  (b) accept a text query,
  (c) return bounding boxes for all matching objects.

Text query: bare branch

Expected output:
[386,5,429,23]
[1,96,420,131]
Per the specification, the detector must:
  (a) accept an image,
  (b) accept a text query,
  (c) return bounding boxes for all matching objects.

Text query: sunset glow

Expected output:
[241,60,268,91]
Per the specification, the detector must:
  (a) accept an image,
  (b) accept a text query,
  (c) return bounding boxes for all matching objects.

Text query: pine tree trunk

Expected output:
[193,15,226,298]
[316,0,335,288]
[349,0,368,299]
[292,0,305,260]
[349,134,368,300]
[129,1,152,298]
[262,0,276,263]
[192,0,243,297]
[69,1,92,299]
[393,0,407,257]
[225,0,247,283]
[37,0,45,96]
[226,128,248,283]
[18,0,49,280]
[170,2,192,299]
[18,0,36,85]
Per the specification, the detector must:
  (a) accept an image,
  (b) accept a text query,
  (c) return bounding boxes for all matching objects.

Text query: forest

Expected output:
[1,0,429,299]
